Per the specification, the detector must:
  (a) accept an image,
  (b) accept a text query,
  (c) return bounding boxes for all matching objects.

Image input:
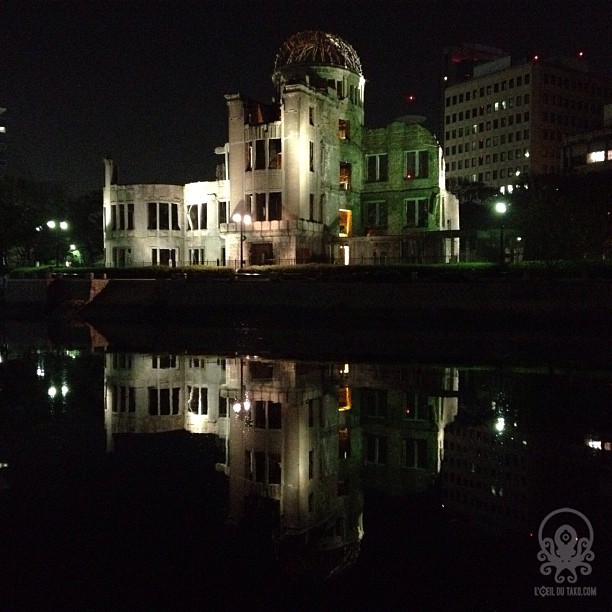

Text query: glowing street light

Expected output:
[232,357,251,419]
[232,212,251,269]
[494,201,507,265]
[46,220,69,267]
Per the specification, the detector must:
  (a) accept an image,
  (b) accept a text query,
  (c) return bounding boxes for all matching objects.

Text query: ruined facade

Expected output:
[103,31,458,268]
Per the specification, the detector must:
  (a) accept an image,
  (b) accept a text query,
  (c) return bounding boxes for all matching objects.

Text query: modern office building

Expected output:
[443,54,612,194]
[0,107,7,173]
[563,103,612,173]
[442,43,507,87]
[103,31,458,268]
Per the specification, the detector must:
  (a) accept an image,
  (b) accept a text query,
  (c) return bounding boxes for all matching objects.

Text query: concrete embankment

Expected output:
[76,277,612,329]
[2,276,612,330]
[0,277,109,319]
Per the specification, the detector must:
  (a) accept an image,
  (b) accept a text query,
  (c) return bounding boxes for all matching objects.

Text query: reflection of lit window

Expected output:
[586,438,602,450]
[339,427,351,459]
[339,386,351,411]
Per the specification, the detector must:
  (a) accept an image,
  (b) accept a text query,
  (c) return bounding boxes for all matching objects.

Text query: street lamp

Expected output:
[232,212,251,269]
[494,202,507,265]
[47,220,69,267]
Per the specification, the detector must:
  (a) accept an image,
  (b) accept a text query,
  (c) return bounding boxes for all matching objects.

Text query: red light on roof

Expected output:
[533,55,539,62]
[578,51,585,58]
[406,93,416,102]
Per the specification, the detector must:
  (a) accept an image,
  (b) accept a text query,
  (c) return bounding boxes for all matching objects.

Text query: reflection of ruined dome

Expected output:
[274,31,362,75]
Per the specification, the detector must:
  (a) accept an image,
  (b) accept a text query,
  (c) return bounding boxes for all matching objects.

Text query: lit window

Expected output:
[587,151,605,163]
[339,162,352,190]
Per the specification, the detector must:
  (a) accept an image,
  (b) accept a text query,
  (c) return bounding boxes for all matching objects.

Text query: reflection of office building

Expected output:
[226,358,363,581]
[440,421,530,534]
[103,31,458,268]
[350,364,458,495]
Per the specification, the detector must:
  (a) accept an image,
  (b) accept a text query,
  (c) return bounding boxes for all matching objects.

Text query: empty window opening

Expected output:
[218,201,228,226]
[147,202,179,230]
[404,438,428,469]
[366,154,388,182]
[365,201,388,229]
[405,150,429,179]
[405,198,429,228]
[255,139,266,170]
[339,119,350,140]
[187,203,207,230]
[268,139,282,169]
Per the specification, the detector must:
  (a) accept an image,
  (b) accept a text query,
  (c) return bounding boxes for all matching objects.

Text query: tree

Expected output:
[66,190,103,266]
[512,172,612,263]
[0,176,67,269]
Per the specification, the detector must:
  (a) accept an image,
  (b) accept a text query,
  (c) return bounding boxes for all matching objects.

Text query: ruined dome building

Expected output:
[103,31,458,268]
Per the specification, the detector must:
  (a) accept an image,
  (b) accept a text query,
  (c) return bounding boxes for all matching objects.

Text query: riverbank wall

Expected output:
[3,276,610,328]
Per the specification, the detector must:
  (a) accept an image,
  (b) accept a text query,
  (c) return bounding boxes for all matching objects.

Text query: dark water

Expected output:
[0,331,610,611]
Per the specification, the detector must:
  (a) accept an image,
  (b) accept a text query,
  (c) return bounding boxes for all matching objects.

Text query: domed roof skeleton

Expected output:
[274,31,363,75]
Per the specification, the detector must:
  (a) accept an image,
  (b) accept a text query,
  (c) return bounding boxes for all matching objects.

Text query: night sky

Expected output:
[1,0,611,195]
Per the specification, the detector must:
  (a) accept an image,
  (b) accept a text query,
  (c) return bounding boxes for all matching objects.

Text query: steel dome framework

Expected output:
[274,31,363,75]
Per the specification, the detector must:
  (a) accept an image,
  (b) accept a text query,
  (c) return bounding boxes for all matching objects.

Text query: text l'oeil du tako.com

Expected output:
[534,586,596,597]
